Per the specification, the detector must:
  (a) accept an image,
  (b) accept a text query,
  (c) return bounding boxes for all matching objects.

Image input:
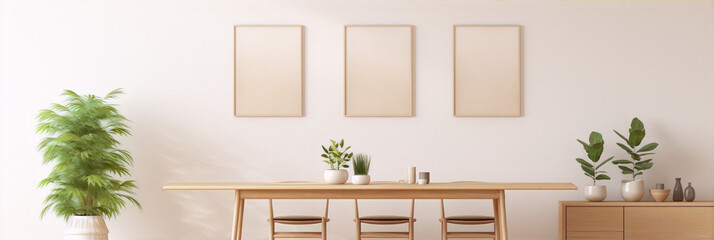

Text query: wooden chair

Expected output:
[439,199,497,240]
[268,199,330,240]
[354,199,416,240]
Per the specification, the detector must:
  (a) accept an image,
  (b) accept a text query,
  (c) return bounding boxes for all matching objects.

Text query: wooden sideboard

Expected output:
[559,201,714,240]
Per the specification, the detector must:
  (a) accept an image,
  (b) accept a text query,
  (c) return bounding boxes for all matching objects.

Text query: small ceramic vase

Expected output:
[673,178,684,202]
[584,185,607,202]
[419,172,430,184]
[351,175,371,185]
[684,182,696,202]
[621,179,645,202]
[324,169,349,184]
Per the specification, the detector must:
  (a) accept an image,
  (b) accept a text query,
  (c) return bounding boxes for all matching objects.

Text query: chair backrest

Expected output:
[440,199,494,218]
[354,199,415,219]
[269,199,330,220]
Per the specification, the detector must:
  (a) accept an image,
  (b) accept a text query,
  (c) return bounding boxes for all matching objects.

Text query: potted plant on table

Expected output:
[351,154,371,185]
[36,89,141,240]
[612,117,658,202]
[321,139,353,184]
[576,131,613,202]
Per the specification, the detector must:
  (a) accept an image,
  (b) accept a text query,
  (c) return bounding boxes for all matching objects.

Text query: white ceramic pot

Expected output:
[621,179,645,202]
[65,216,109,240]
[324,169,349,184]
[584,185,607,202]
[352,175,371,185]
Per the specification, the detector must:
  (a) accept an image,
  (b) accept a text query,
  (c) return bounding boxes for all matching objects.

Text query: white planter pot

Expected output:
[324,169,349,184]
[352,175,371,185]
[65,216,109,240]
[584,185,607,202]
[621,179,645,202]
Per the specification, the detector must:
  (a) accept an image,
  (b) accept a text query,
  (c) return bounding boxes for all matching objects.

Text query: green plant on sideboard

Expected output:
[321,139,353,170]
[576,131,613,185]
[36,89,140,220]
[612,117,658,181]
[352,153,371,176]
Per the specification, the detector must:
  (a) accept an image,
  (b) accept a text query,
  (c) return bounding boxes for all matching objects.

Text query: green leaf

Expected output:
[618,165,634,174]
[617,143,633,154]
[595,175,611,180]
[340,139,344,147]
[576,158,593,167]
[637,143,658,152]
[581,165,595,176]
[596,156,614,170]
[321,154,328,158]
[583,172,595,179]
[629,130,645,147]
[612,159,633,164]
[588,132,603,144]
[630,152,641,161]
[630,117,644,130]
[322,145,328,153]
[634,161,653,170]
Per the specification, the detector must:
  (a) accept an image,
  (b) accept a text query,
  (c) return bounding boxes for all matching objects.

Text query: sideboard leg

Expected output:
[231,191,244,240]
[497,190,508,240]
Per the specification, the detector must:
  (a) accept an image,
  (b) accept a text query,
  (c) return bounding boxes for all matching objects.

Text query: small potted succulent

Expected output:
[612,117,658,202]
[576,131,613,202]
[321,139,353,184]
[351,154,371,185]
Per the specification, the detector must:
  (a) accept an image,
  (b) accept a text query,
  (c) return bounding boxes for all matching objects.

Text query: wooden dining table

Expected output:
[163,181,576,240]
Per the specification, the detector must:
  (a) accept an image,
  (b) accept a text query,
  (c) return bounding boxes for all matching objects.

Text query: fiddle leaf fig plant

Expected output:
[36,89,140,220]
[576,131,613,185]
[321,139,353,170]
[612,117,658,181]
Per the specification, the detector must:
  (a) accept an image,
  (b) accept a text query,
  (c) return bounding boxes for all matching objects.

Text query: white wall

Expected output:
[1,0,713,239]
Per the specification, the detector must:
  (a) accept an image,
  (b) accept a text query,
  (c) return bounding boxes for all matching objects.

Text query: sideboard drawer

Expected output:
[625,207,714,240]
[566,231,623,240]
[567,207,623,232]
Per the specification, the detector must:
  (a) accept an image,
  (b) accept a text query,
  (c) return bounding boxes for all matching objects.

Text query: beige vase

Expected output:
[584,185,607,202]
[621,179,645,202]
[65,216,109,240]
[323,169,349,184]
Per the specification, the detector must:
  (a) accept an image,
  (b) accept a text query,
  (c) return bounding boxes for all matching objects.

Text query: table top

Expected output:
[560,201,714,207]
[163,181,577,191]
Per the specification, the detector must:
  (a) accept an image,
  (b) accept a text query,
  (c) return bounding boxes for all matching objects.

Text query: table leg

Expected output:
[497,190,508,240]
[231,191,245,240]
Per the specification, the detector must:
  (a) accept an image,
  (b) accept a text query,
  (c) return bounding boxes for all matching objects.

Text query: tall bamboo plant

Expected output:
[36,89,140,220]
[612,117,658,181]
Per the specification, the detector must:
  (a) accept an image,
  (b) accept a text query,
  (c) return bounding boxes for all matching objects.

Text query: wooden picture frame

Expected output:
[453,25,522,117]
[234,25,304,117]
[344,25,414,117]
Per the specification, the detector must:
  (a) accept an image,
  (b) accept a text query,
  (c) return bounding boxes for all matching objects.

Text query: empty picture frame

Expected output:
[234,25,303,117]
[345,25,414,117]
[454,25,521,117]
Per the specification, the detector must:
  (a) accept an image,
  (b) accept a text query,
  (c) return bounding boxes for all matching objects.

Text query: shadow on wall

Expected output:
[134,118,278,240]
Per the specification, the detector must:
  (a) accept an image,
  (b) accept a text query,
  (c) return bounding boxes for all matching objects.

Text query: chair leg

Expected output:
[321,220,327,240]
[408,220,414,240]
[492,198,499,240]
[441,221,447,240]
[269,221,275,240]
[355,221,361,240]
